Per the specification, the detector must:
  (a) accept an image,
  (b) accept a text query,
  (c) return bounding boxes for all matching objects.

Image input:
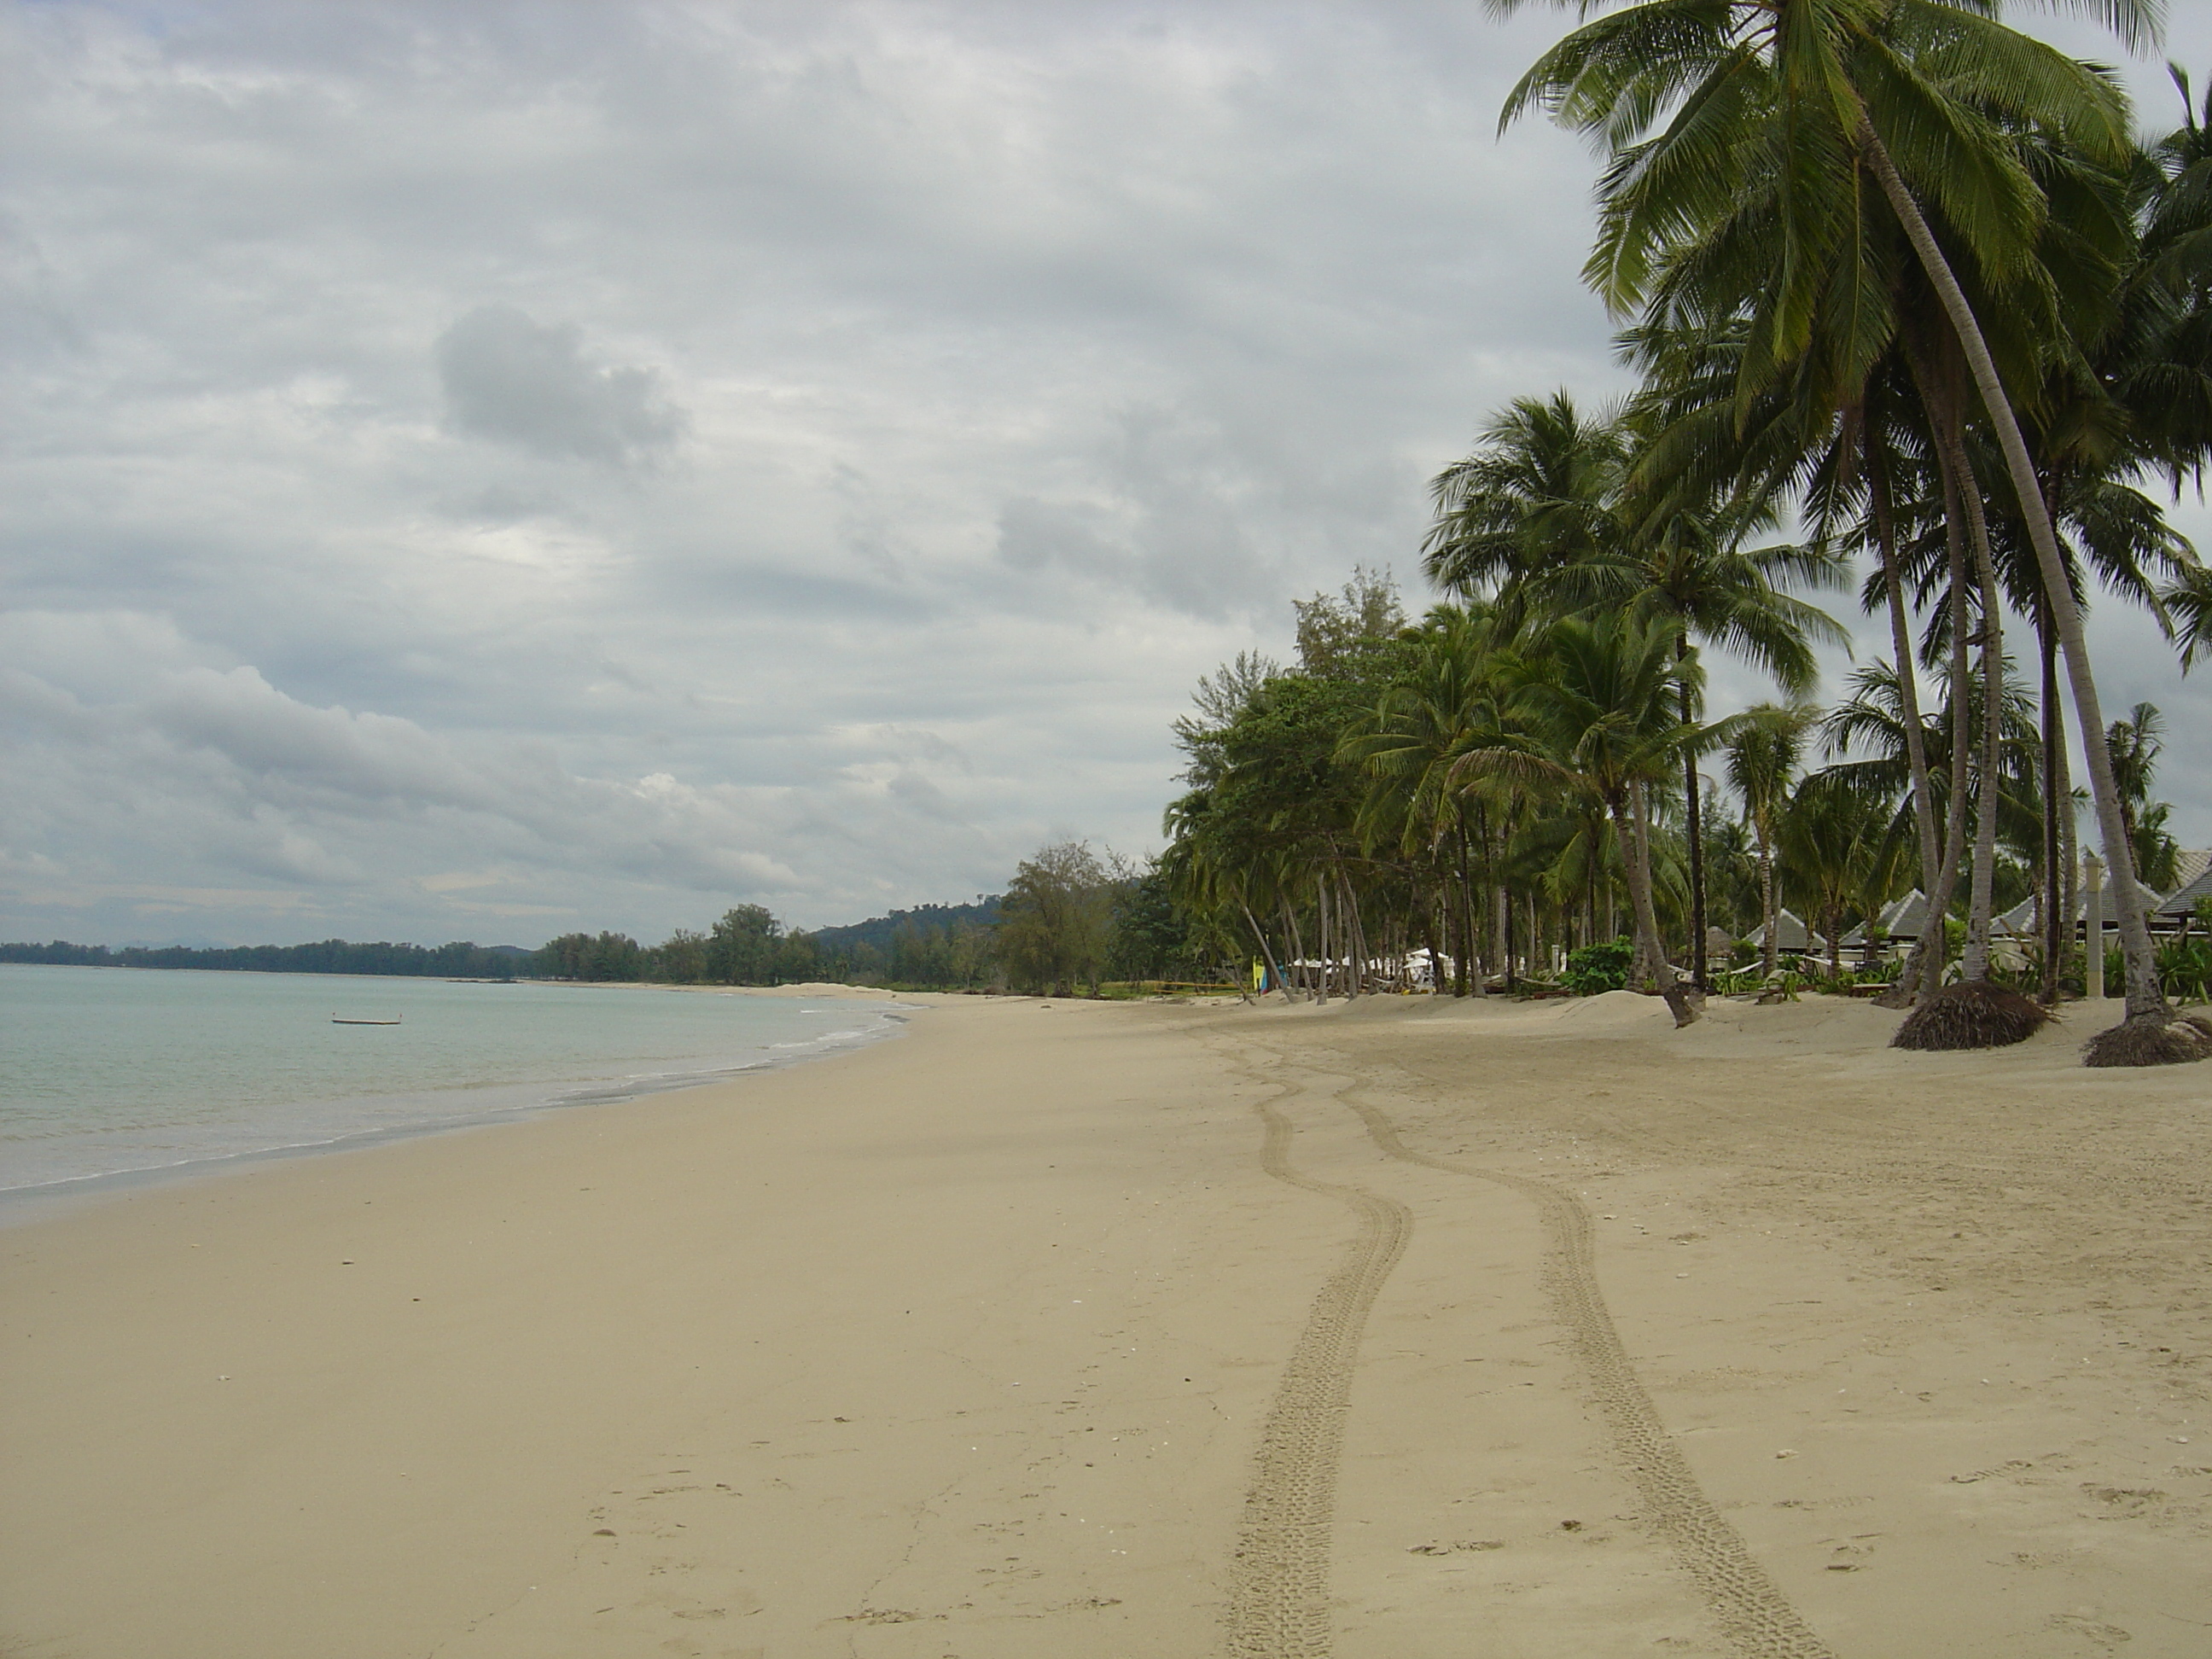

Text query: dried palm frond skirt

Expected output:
[2082,1011,2212,1068]
[1890,981,2052,1051]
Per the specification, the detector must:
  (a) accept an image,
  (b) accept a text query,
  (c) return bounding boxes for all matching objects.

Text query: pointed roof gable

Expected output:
[2157,864,2212,920]
[1746,908,1825,952]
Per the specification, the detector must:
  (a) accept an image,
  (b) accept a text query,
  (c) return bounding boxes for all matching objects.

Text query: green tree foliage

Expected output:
[2106,702,2183,889]
[881,918,997,989]
[1726,703,1816,977]
[533,931,647,981]
[707,905,783,984]
[1106,861,1200,983]
[998,842,1118,996]
[1562,938,1633,997]
[1778,771,1913,978]
[538,910,821,986]
[1493,0,2188,1032]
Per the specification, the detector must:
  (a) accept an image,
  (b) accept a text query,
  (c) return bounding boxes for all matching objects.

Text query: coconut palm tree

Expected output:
[1431,388,1848,990]
[1726,702,1817,978]
[2106,701,2165,858]
[1587,519,1843,983]
[1637,317,1961,994]
[1341,604,1521,996]
[1454,608,1736,1004]
[1780,769,1912,981]
[1424,393,1627,620]
[1493,0,2185,1051]
[2170,564,2212,667]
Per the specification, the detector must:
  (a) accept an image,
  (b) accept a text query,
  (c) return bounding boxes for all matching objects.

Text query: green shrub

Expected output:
[1562,938,1634,996]
[2158,935,2212,1004]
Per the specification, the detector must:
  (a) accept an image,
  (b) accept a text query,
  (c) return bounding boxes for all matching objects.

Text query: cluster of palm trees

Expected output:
[1165,0,2212,1062]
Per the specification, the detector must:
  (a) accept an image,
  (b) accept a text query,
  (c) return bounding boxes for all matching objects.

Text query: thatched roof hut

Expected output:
[1745,909,1827,955]
[1836,891,1924,953]
[2156,864,2212,925]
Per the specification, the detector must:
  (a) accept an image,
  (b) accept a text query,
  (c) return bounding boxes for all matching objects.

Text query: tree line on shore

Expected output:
[1159,2,2212,1065]
[0,857,1199,997]
[528,854,1204,995]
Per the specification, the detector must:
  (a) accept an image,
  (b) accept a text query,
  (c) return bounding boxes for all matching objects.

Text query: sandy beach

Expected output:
[5,991,2209,1657]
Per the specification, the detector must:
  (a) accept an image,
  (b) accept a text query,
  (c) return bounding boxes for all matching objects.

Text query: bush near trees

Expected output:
[532,931,648,982]
[997,842,1119,996]
[1562,940,1634,997]
[528,908,820,986]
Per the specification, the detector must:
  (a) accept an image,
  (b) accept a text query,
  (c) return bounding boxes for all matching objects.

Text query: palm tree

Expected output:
[1957,73,2210,995]
[1726,703,1817,979]
[1455,608,1732,1002]
[2105,701,2166,869]
[1424,393,1627,613]
[1639,319,1962,997]
[2170,564,2212,667]
[1547,481,1848,992]
[1341,605,1520,996]
[1493,0,2180,1044]
[1431,390,1847,989]
[1780,770,1912,981]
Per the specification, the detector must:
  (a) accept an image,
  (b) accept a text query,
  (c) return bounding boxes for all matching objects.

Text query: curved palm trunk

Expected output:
[1242,904,1288,1000]
[1897,447,1975,999]
[1341,870,1370,998]
[1869,432,1942,892]
[1937,416,2007,984]
[1868,428,1944,1007]
[1860,118,2168,1024]
[1454,824,1481,997]
[1505,886,1518,990]
[2040,612,2064,1003]
[1756,818,1779,979]
[1316,876,1331,1005]
[1420,888,1443,996]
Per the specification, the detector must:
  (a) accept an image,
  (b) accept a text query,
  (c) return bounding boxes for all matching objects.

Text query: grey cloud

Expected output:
[437,304,686,464]
[4,2,2207,948]
[993,408,1274,619]
[0,608,1041,938]
[996,495,1119,575]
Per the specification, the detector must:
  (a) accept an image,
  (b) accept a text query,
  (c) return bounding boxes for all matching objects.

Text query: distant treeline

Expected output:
[533,900,1007,988]
[0,939,529,977]
[810,899,1000,957]
[3,857,1222,996]
[542,858,1219,994]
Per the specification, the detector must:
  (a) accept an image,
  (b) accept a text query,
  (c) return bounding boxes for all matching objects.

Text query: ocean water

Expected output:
[0,964,905,1202]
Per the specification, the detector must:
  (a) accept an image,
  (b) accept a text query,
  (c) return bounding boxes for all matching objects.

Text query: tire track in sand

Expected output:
[1338,1087,1836,1659]
[1225,1076,1412,1658]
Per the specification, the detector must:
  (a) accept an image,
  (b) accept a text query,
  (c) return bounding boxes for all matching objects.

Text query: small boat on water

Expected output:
[331,1014,402,1026]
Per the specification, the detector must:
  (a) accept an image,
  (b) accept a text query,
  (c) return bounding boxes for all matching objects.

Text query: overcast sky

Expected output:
[6,1,2211,948]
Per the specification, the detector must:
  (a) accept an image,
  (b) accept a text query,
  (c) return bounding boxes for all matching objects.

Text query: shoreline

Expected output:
[0,973,920,1226]
[5,992,2206,1656]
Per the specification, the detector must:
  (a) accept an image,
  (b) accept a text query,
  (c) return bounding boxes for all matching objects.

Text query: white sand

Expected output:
[4,991,2207,1656]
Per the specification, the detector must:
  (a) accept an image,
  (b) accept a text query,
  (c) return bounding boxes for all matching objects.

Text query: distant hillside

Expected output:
[809,898,1000,953]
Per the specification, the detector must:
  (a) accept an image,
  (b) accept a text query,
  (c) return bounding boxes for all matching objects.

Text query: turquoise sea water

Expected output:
[0,965,904,1200]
